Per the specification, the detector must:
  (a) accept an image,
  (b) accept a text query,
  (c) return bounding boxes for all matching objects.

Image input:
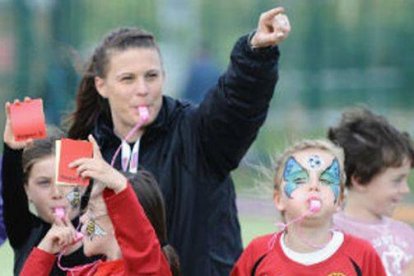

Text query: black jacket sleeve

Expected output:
[194,34,280,179]
[1,143,33,248]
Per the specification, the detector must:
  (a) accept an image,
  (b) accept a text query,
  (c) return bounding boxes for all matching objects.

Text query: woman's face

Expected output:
[95,47,165,136]
[275,148,342,224]
[24,156,78,223]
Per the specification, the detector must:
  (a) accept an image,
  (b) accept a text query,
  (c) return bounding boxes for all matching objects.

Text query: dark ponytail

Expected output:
[65,62,110,139]
[125,170,181,276]
[162,245,181,276]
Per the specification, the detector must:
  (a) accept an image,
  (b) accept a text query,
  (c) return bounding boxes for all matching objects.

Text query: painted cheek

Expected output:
[282,157,309,198]
[284,181,298,198]
[320,158,341,202]
[330,185,340,202]
[66,187,81,209]
[85,219,107,241]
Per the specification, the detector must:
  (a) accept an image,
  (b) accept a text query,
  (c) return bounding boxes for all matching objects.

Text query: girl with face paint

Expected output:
[2,99,93,275]
[231,139,386,276]
[20,135,178,276]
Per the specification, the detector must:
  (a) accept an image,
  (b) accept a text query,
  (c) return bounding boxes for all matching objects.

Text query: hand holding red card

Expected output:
[56,138,93,186]
[9,98,47,141]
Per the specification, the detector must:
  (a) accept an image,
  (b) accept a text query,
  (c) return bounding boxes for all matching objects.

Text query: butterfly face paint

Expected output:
[283,156,309,198]
[319,158,341,201]
[66,187,81,209]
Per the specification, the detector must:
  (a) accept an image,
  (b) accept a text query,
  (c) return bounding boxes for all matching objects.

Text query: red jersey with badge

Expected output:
[231,232,386,276]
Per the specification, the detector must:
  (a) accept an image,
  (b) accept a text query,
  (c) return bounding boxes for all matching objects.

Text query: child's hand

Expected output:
[3,98,34,150]
[37,215,78,254]
[70,135,128,194]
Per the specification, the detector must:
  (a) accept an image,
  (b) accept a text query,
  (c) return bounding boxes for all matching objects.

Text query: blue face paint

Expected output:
[308,155,323,169]
[283,156,309,198]
[319,158,341,201]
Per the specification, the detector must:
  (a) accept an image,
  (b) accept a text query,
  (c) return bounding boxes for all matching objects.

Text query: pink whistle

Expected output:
[138,106,149,122]
[54,207,65,219]
[75,232,84,241]
[309,199,321,213]
[70,232,84,245]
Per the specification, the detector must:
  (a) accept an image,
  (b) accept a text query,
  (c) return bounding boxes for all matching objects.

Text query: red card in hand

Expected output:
[9,99,47,141]
[56,138,93,186]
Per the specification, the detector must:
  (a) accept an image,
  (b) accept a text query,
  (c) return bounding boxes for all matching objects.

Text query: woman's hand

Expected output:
[250,7,291,48]
[3,98,34,150]
[70,135,128,194]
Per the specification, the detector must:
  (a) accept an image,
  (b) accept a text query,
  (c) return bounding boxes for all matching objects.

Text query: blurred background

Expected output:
[1,0,414,273]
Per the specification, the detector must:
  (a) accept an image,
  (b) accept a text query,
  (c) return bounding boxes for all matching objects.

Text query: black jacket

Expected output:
[1,145,96,275]
[92,34,280,276]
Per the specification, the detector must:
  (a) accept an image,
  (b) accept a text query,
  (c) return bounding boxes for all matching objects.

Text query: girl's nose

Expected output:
[50,184,63,199]
[308,178,320,191]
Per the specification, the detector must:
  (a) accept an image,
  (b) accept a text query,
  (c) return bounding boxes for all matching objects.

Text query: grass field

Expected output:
[0,241,13,275]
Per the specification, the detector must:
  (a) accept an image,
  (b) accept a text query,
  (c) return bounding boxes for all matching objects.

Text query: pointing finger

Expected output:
[260,7,285,23]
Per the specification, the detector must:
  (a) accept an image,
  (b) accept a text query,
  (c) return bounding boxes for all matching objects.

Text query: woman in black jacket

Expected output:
[65,7,290,276]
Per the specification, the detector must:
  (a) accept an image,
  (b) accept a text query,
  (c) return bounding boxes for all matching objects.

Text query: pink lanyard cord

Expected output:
[56,224,99,275]
[110,106,149,169]
[271,198,331,250]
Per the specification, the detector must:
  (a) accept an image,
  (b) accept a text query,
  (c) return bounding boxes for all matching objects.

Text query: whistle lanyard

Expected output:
[121,139,140,173]
[110,106,149,172]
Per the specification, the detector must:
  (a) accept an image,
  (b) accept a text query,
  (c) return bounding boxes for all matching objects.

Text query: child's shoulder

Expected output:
[342,232,373,246]
[383,216,414,239]
[384,216,414,230]
[341,232,378,254]
[245,232,282,252]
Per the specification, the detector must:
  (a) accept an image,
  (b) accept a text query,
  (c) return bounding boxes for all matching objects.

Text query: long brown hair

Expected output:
[125,170,181,276]
[65,27,161,139]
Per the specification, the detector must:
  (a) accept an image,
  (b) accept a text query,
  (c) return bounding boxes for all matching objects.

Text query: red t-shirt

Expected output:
[231,232,386,276]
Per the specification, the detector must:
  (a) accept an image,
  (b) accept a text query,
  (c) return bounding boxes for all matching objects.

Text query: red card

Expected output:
[56,138,93,186]
[9,99,47,141]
